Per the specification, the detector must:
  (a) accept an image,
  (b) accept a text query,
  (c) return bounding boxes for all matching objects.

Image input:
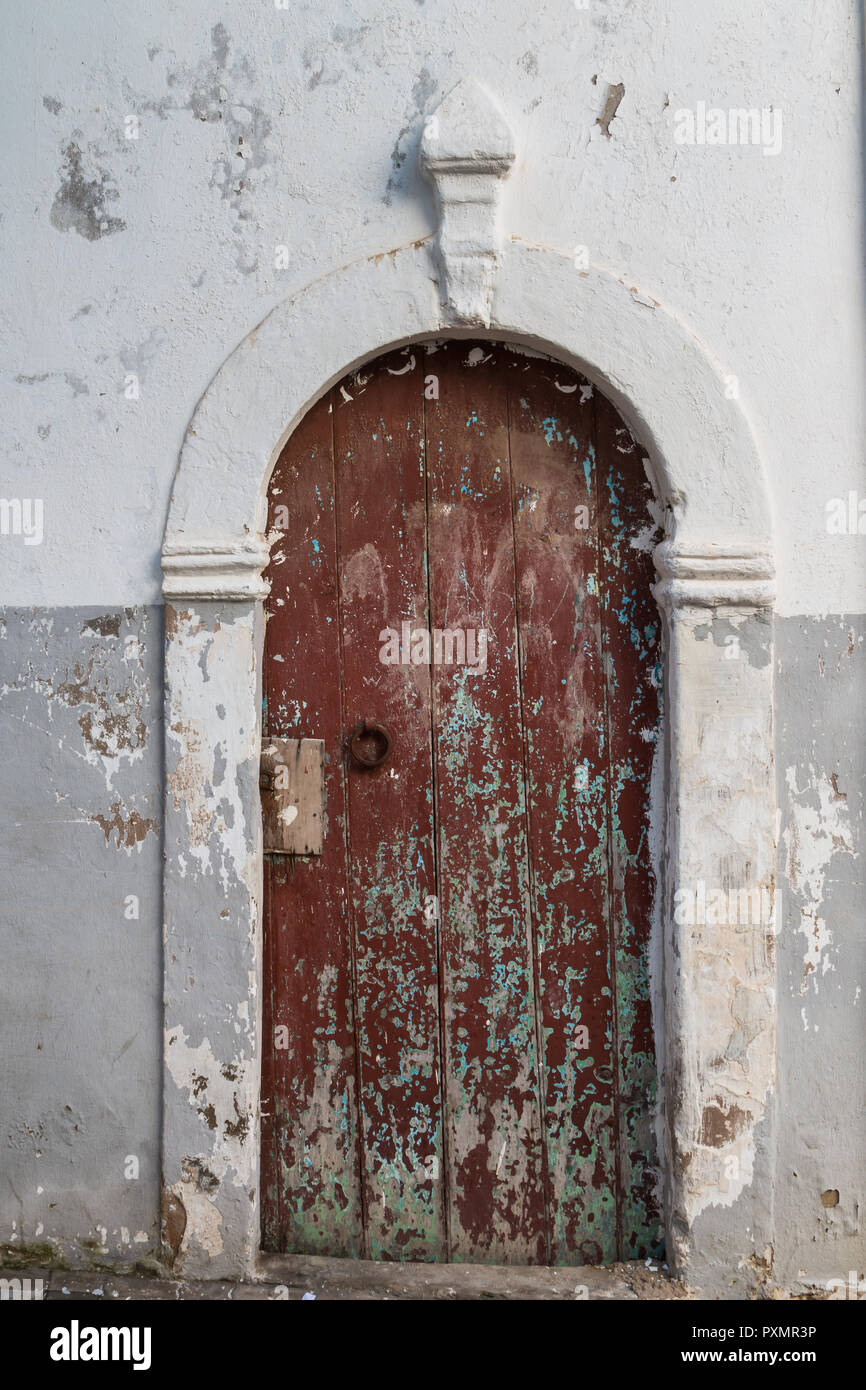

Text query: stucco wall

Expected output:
[1,1,863,1294]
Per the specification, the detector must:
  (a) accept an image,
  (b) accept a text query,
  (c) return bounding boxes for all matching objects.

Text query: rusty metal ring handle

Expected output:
[349,719,392,770]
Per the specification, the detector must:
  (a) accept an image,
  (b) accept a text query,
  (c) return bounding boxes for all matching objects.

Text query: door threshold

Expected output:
[257,1252,684,1300]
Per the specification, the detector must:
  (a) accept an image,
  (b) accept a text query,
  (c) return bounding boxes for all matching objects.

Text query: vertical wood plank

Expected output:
[261,397,363,1255]
[333,348,446,1261]
[426,342,546,1262]
[260,840,281,1248]
[507,355,619,1263]
[594,392,663,1259]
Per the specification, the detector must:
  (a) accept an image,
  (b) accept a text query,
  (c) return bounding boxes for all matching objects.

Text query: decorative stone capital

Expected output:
[162,540,270,602]
[419,80,516,326]
[653,541,775,611]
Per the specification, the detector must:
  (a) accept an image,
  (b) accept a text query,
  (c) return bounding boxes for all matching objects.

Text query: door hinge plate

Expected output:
[260,737,324,855]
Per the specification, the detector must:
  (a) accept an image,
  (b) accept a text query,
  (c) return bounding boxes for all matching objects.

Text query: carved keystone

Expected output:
[419,81,516,326]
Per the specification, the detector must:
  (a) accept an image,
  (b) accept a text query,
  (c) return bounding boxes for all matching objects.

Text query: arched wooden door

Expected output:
[260,341,663,1265]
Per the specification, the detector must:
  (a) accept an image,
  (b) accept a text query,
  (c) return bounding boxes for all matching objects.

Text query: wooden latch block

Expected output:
[260,737,324,855]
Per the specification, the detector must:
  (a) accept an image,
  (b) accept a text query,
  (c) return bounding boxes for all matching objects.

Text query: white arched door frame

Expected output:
[160,89,776,1296]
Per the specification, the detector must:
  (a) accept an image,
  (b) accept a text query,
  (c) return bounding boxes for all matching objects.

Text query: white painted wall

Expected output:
[1,0,864,616]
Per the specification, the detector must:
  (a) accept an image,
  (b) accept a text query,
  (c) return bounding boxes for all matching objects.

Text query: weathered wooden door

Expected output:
[260,341,662,1265]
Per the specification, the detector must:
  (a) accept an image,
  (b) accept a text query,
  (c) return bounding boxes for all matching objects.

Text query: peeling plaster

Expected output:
[165,605,259,895]
[659,602,777,1267]
[164,1026,255,1185]
[167,1183,224,1260]
[0,608,153,792]
[783,764,854,1000]
[163,1026,257,1262]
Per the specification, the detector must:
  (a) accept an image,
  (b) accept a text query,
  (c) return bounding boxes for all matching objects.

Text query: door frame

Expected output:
[160,236,776,1295]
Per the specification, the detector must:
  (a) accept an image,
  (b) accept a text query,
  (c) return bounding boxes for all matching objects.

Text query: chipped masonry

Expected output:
[162,601,264,1275]
[660,607,777,1243]
[165,604,259,895]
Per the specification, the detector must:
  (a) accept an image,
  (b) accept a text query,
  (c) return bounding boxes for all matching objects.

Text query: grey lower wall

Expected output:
[0,606,862,1291]
[1,606,163,1268]
[773,614,865,1291]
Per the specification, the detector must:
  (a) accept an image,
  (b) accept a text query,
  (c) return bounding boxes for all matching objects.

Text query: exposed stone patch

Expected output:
[223,1095,249,1142]
[80,614,121,639]
[596,81,625,138]
[78,708,147,760]
[700,1102,750,1148]
[181,1159,220,1194]
[161,1187,187,1266]
[90,801,157,849]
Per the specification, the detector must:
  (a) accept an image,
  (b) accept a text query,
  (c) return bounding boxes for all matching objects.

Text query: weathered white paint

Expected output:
[655,599,776,1259]
[162,601,264,1277]
[163,240,774,587]
[2,2,863,616]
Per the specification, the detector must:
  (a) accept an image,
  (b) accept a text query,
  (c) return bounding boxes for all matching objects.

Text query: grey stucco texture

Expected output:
[0,607,862,1293]
[1,607,162,1268]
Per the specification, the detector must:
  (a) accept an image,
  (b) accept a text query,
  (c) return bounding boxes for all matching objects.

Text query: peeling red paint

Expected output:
[261,342,661,1264]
